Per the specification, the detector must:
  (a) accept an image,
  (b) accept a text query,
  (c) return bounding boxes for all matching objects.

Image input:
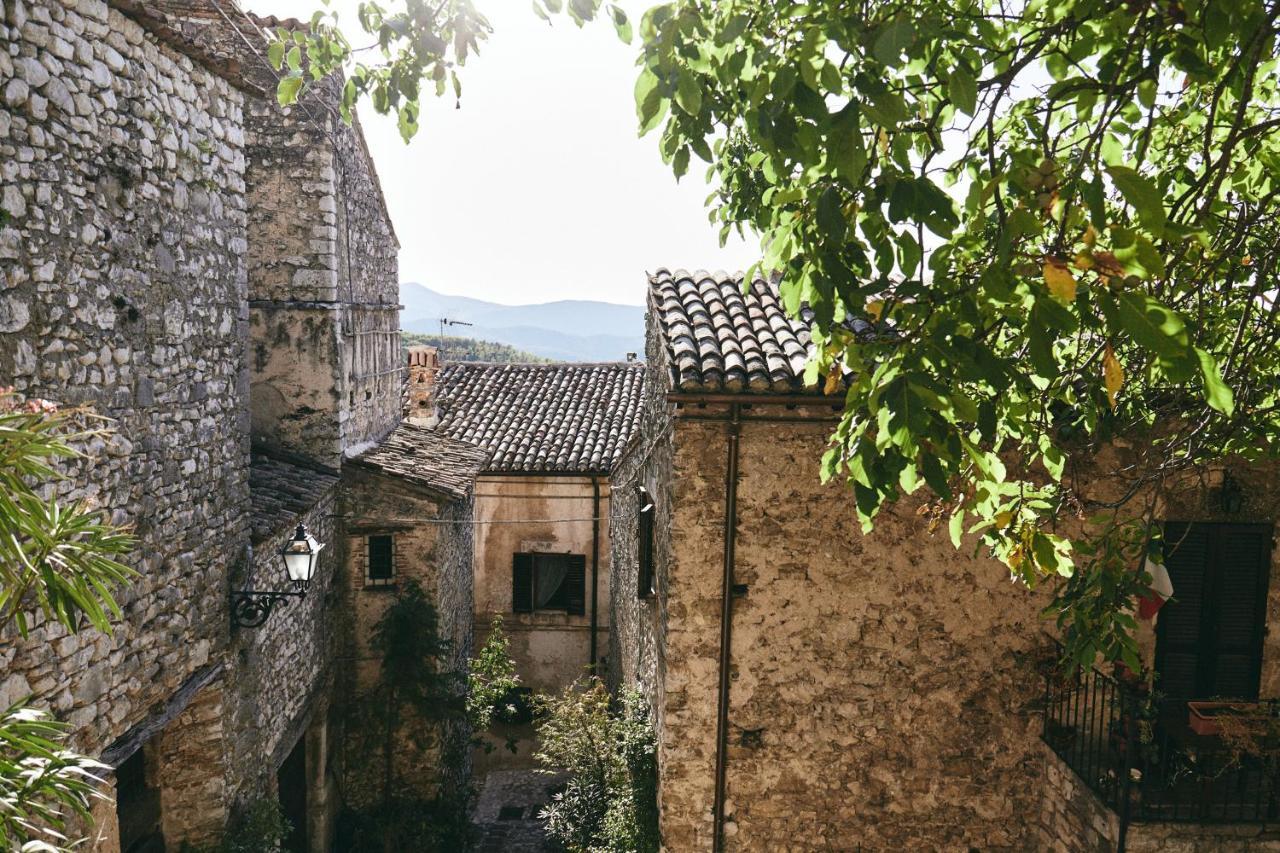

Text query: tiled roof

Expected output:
[434,363,645,473]
[649,268,819,394]
[349,422,490,500]
[249,453,340,544]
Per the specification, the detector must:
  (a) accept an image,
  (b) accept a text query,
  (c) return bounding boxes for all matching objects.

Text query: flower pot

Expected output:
[1188,701,1256,736]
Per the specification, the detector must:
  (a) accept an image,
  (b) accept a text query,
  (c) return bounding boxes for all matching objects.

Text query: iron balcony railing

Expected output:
[1042,657,1280,826]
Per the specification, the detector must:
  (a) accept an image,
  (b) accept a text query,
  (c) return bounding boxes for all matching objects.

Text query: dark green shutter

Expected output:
[566,554,587,616]
[1156,522,1271,700]
[513,553,534,613]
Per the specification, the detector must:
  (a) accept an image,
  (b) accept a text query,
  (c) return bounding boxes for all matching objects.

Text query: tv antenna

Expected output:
[438,317,474,363]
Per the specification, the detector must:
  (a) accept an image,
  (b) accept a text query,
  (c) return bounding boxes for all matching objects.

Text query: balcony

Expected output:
[1042,660,1280,825]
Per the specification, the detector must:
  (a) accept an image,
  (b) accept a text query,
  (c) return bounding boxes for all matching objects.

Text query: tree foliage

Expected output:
[400,333,550,364]
[295,0,1280,667]
[535,679,659,853]
[0,391,136,850]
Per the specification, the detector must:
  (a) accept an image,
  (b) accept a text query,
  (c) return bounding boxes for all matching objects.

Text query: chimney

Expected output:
[406,345,440,426]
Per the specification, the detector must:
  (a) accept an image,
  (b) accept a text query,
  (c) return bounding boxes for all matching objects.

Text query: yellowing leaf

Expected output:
[866,299,885,321]
[1103,344,1124,409]
[1073,252,1094,271]
[823,367,842,396]
[1082,224,1097,247]
[1043,261,1077,303]
[995,511,1014,528]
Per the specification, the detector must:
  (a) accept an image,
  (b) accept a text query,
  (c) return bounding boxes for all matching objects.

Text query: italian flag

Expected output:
[1137,557,1174,620]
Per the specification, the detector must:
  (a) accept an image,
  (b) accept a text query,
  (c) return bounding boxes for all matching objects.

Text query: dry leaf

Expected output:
[1073,251,1094,271]
[1043,260,1077,302]
[1103,344,1124,409]
[1082,224,1097,247]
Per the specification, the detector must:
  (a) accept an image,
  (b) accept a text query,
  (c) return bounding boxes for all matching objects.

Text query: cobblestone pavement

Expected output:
[471,768,567,852]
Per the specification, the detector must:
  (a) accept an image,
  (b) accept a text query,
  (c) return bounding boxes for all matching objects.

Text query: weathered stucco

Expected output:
[474,474,612,693]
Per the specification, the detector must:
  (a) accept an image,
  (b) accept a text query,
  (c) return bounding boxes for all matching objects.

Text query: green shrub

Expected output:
[535,679,659,853]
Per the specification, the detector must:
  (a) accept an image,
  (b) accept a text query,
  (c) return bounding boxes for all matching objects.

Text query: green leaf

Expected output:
[1113,292,1189,359]
[286,45,302,72]
[1110,227,1165,279]
[1195,347,1234,415]
[675,70,702,116]
[1106,166,1166,232]
[873,17,914,67]
[948,66,977,116]
[277,75,303,106]
[610,5,632,43]
[267,40,285,69]
[816,186,847,242]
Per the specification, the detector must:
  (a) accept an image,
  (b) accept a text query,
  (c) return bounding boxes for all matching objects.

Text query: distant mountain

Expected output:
[401,333,549,364]
[399,283,644,363]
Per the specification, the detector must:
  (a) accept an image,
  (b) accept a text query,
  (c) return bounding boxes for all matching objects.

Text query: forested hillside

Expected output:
[401,333,550,364]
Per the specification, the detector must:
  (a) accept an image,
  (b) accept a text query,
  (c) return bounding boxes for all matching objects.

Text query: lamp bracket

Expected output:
[231,589,305,629]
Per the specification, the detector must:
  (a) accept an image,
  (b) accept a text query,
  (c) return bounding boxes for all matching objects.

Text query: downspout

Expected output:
[589,475,601,670]
[712,404,741,853]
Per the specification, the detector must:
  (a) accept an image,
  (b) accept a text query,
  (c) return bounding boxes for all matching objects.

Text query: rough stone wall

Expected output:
[148,3,403,466]
[338,466,474,804]
[645,411,1053,851]
[1037,743,1280,852]
[606,313,672,706]
[225,490,338,805]
[0,0,248,773]
[473,475,612,695]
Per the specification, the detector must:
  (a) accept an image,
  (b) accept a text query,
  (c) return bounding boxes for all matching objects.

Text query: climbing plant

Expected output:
[336,579,471,851]
[0,391,136,849]
[292,0,1280,669]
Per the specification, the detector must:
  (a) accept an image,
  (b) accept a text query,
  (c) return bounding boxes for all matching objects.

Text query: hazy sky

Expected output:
[252,0,757,306]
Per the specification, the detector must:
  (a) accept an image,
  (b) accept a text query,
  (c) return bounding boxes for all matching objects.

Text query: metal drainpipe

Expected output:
[589,475,601,670]
[712,404,741,853]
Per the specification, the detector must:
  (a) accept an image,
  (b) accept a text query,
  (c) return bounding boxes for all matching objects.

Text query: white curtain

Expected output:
[533,557,568,609]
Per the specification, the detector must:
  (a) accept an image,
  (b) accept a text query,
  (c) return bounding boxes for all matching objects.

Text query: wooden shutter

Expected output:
[1210,525,1271,698]
[1156,523,1211,700]
[638,487,655,598]
[1156,522,1271,701]
[513,553,534,613]
[566,554,587,616]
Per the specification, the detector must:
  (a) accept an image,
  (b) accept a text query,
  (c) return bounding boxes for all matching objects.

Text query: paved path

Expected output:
[471,768,567,852]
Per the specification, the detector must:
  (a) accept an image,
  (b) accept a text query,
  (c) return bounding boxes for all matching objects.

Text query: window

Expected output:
[366,535,395,587]
[1155,522,1272,700]
[513,552,585,615]
[638,486,655,598]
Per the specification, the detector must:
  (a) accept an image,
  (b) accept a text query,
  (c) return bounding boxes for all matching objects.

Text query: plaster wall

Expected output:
[474,474,612,694]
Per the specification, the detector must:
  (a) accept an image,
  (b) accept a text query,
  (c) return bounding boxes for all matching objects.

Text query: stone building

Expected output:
[340,422,489,805]
[428,362,643,762]
[609,269,1280,851]
[0,2,420,850]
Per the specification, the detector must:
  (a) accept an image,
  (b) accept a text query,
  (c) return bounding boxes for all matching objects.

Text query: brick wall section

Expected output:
[157,682,228,846]
[0,0,248,762]
[338,467,475,804]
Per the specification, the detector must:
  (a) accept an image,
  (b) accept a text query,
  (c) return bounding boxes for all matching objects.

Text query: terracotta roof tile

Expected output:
[649,268,817,394]
[434,363,645,473]
[350,422,489,500]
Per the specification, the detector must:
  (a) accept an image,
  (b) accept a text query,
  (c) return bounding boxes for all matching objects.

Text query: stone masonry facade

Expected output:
[0,0,249,768]
[1,2,413,849]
